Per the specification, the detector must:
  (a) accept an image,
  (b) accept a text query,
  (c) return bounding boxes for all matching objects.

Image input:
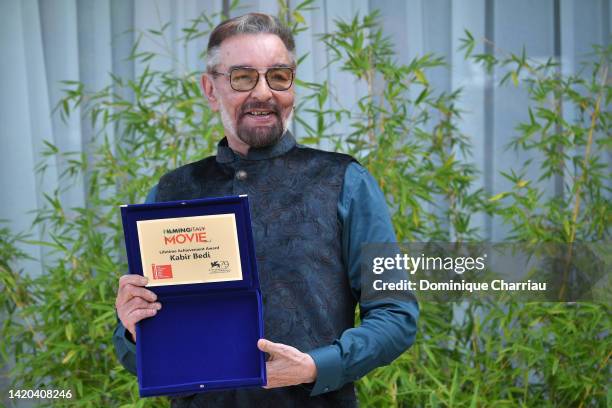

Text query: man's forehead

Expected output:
[216,33,293,67]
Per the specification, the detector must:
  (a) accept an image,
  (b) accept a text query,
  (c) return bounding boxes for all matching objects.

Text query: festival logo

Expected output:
[152,264,173,279]
[209,260,230,274]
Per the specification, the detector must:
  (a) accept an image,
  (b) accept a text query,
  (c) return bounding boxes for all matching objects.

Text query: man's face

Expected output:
[202,34,295,152]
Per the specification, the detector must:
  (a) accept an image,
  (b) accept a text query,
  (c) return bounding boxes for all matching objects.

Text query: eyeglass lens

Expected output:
[230,68,293,91]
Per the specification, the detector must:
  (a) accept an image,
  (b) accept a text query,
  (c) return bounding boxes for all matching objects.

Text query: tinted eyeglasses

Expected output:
[211,66,295,92]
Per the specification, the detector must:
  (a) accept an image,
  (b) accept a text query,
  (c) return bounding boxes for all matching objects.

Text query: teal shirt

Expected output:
[112,162,419,396]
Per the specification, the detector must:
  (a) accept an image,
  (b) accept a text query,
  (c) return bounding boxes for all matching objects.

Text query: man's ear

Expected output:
[201,73,219,112]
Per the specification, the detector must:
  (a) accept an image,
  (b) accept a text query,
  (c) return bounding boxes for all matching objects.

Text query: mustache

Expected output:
[240,101,280,116]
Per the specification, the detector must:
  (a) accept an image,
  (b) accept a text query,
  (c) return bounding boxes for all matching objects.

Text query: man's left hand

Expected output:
[257,339,317,388]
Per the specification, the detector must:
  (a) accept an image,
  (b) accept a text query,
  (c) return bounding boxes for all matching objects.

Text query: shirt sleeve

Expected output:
[112,185,158,375]
[306,162,419,396]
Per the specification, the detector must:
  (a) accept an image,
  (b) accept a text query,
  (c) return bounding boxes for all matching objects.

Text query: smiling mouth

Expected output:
[244,111,276,117]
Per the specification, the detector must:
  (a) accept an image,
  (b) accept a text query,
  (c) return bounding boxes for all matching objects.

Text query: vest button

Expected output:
[235,170,248,181]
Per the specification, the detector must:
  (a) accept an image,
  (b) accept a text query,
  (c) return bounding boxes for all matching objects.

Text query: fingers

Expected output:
[257,339,299,359]
[115,274,161,340]
[124,285,158,302]
[118,298,162,335]
[128,307,159,321]
[124,296,162,313]
[260,341,317,388]
[115,275,157,309]
[119,274,148,288]
[118,295,162,320]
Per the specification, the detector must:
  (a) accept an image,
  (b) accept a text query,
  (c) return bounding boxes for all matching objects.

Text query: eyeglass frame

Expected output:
[209,65,296,92]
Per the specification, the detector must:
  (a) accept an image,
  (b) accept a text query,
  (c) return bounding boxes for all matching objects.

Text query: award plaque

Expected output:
[120,195,266,397]
[136,213,243,286]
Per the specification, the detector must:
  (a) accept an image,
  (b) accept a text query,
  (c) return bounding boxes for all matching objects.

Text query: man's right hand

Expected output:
[115,274,162,342]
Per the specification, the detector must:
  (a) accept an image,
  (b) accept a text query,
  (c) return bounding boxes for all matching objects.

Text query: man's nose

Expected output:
[251,73,273,100]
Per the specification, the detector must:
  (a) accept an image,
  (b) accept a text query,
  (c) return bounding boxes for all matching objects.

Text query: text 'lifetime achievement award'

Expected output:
[120,195,266,398]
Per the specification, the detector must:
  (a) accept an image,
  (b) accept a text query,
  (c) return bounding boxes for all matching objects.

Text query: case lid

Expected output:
[120,195,266,397]
[120,195,260,296]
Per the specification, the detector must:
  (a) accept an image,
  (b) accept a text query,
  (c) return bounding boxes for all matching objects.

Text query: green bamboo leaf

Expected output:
[415,88,429,105]
[414,69,428,85]
[469,382,480,408]
[62,350,76,364]
[490,192,509,202]
[65,323,74,342]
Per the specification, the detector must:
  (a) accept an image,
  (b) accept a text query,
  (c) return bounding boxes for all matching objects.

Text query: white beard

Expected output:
[282,108,294,135]
[219,102,238,139]
[219,102,294,142]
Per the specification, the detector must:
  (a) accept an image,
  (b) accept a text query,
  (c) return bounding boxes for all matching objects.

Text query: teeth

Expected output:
[248,111,271,116]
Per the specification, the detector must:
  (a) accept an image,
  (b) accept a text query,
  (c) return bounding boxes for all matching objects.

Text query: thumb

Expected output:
[257,338,272,352]
[257,338,282,355]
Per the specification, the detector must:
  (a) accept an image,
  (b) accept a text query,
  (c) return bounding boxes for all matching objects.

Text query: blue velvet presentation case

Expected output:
[120,195,266,398]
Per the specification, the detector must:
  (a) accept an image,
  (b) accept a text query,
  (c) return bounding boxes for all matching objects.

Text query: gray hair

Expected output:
[206,13,296,72]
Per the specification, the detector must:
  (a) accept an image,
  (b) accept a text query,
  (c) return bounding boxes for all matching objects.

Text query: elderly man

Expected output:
[113,12,418,408]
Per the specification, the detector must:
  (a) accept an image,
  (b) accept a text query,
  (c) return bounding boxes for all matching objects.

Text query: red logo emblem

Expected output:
[152,264,173,279]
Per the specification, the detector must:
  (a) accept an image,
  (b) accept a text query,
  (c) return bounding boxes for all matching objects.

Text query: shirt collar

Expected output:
[216,130,296,163]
